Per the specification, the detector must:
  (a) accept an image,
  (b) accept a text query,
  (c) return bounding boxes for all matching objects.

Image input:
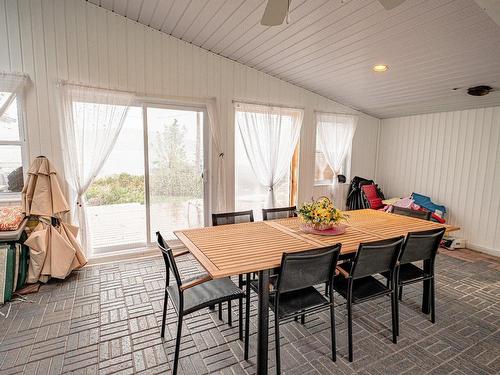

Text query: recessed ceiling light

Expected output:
[373,64,388,72]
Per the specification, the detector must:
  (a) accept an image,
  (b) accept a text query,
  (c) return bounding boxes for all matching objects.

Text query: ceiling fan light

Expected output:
[373,64,389,72]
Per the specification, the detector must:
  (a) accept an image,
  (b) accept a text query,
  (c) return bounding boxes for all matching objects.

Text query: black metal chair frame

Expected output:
[262,206,297,221]
[245,245,341,373]
[334,236,404,362]
[392,206,432,221]
[382,228,446,335]
[156,232,245,375]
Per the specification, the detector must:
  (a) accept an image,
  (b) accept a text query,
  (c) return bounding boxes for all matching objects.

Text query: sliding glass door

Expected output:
[147,106,207,241]
[86,106,147,252]
[86,104,208,254]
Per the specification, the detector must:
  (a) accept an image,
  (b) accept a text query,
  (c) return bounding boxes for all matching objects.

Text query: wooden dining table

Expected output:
[174,209,460,374]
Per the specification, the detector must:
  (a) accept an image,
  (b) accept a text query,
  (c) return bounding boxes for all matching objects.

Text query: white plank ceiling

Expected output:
[88,0,500,118]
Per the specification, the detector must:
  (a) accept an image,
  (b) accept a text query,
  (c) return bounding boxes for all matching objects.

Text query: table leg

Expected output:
[422,259,431,314]
[257,269,270,375]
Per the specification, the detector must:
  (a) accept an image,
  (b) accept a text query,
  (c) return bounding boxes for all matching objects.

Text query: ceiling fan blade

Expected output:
[261,0,289,26]
[378,0,407,10]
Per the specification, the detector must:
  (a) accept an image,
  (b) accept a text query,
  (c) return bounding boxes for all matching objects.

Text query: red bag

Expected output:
[361,184,385,210]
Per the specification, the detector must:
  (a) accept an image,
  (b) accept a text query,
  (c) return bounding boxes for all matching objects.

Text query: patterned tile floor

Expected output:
[0,249,499,374]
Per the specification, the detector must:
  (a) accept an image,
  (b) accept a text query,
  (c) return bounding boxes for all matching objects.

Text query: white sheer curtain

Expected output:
[316,112,358,177]
[58,84,133,255]
[235,102,303,208]
[206,98,226,212]
[0,72,29,118]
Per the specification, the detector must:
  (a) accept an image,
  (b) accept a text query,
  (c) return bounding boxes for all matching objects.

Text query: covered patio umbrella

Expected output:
[22,156,87,283]
[22,156,70,217]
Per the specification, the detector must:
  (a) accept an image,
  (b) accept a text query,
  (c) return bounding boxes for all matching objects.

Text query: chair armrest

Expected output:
[173,249,190,258]
[179,275,212,291]
[336,266,350,278]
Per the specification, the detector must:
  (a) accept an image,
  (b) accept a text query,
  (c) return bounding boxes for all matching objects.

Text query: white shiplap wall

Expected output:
[377,107,500,256]
[0,0,379,210]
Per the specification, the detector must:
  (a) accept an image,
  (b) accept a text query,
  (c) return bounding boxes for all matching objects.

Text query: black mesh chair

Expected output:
[156,232,245,375]
[381,228,445,333]
[212,210,254,225]
[334,236,404,362]
[247,245,341,373]
[262,206,297,221]
[392,206,431,221]
[211,210,254,341]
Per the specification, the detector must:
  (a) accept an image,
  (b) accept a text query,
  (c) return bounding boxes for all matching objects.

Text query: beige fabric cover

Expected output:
[22,157,87,283]
[25,221,87,283]
[22,157,70,217]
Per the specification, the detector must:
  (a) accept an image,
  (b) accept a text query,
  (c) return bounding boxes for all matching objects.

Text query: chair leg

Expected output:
[275,316,281,375]
[161,289,168,338]
[391,291,397,344]
[238,274,244,340]
[330,304,336,362]
[395,284,400,337]
[430,277,436,323]
[173,314,183,375]
[300,314,305,325]
[325,282,329,296]
[244,274,251,360]
[399,285,403,301]
[347,299,353,362]
[219,303,223,320]
[228,300,232,326]
[239,297,243,341]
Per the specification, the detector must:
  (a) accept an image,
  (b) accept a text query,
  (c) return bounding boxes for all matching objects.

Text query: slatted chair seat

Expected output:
[269,287,330,318]
[249,278,329,317]
[381,263,429,284]
[167,277,245,315]
[334,273,391,302]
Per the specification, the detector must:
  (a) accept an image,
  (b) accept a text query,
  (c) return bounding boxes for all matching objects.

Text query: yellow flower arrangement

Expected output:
[297,196,348,230]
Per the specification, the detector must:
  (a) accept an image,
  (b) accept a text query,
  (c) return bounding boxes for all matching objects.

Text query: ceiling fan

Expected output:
[260,0,408,26]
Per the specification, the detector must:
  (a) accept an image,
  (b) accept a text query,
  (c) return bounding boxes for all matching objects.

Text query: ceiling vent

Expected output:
[467,85,493,96]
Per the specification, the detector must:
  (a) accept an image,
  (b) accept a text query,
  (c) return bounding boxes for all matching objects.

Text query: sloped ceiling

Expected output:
[88,0,500,118]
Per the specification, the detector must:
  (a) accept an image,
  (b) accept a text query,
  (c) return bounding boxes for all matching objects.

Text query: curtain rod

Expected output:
[0,71,29,78]
[56,80,137,96]
[232,99,304,110]
[315,110,359,116]
[56,79,215,105]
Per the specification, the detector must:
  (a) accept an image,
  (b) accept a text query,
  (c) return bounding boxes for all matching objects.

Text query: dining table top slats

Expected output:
[174,209,459,279]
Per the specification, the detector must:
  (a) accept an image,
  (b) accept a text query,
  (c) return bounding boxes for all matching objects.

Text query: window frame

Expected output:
[0,91,28,201]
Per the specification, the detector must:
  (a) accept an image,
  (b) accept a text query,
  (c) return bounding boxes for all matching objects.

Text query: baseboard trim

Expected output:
[466,243,500,258]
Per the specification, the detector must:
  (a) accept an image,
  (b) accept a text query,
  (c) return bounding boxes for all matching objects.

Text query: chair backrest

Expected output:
[212,210,254,226]
[392,206,431,221]
[350,236,404,279]
[156,231,182,288]
[262,206,297,221]
[277,244,341,294]
[400,228,446,264]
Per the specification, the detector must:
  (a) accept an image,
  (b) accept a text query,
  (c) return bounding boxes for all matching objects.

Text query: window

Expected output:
[84,104,208,254]
[0,75,28,197]
[314,112,357,185]
[234,103,302,220]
